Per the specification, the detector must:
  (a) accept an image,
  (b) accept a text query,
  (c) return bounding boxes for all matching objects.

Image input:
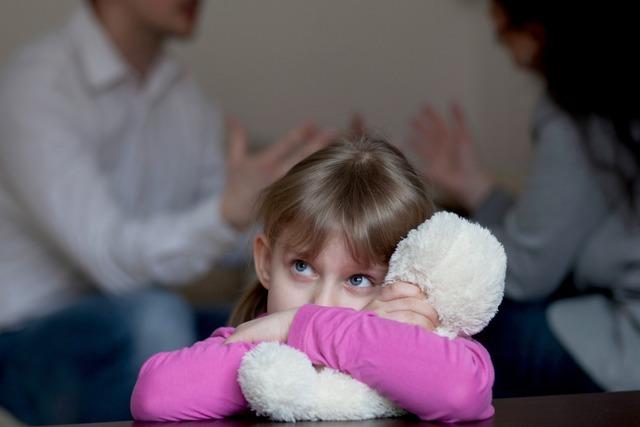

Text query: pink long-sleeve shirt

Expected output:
[131,304,495,423]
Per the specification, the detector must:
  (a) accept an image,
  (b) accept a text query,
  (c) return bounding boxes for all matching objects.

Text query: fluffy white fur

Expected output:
[238,211,506,421]
[386,211,506,338]
[238,342,406,422]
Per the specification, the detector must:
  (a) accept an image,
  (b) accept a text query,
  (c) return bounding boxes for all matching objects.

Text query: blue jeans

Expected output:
[475,297,603,398]
[0,289,227,425]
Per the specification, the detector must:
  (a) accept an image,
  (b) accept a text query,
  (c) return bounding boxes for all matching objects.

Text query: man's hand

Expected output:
[363,282,439,331]
[347,112,368,141]
[220,118,337,231]
[225,308,298,344]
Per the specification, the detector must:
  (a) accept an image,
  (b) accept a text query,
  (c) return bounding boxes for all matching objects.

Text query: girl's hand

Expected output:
[408,104,493,211]
[224,308,298,344]
[363,282,440,331]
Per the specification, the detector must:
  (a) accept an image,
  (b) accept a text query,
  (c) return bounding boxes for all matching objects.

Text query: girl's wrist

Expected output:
[280,308,300,341]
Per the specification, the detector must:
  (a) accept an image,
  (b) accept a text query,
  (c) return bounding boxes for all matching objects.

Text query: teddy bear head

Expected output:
[385,211,506,338]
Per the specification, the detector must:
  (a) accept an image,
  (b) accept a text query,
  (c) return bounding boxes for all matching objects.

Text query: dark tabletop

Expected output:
[50,391,640,427]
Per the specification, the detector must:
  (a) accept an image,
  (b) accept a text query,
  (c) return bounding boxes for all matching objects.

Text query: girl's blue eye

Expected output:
[292,260,314,276]
[348,275,373,288]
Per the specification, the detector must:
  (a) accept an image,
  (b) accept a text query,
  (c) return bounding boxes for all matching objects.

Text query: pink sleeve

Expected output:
[130,327,255,421]
[287,305,495,423]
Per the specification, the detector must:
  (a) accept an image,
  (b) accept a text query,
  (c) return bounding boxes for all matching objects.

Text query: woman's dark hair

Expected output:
[495,1,640,209]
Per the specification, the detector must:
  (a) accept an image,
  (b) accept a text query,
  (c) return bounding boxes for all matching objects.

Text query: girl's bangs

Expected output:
[271,204,403,268]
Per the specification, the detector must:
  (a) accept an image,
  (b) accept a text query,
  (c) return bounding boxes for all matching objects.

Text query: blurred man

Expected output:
[0,0,334,424]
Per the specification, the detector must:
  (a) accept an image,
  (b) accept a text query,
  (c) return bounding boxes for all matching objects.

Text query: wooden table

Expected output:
[50,391,640,427]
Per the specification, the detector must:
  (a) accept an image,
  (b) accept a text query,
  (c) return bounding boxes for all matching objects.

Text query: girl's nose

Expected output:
[311,282,337,307]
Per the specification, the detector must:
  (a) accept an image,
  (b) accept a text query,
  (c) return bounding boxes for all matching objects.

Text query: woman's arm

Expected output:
[473,102,612,300]
[287,305,494,423]
[131,327,255,421]
[408,99,613,301]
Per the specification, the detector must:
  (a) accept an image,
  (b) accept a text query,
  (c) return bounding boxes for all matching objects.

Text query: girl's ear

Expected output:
[253,233,272,290]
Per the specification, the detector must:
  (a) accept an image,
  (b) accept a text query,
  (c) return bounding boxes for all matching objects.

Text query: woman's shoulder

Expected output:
[532,94,616,145]
[532,93,623,171]
[531,94,580,141]
[528,95,588,169]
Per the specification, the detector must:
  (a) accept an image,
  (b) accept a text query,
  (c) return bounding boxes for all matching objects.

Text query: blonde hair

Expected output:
[228,137,435,326]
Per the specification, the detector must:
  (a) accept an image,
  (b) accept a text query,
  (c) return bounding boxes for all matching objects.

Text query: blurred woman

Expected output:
[409,1,640,396]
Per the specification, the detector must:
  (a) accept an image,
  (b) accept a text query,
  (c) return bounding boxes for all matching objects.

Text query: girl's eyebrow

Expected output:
[282,248,309,259]
[346,262,387,276]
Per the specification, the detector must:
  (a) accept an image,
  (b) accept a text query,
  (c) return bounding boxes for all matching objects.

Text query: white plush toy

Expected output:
[238,211,506,422]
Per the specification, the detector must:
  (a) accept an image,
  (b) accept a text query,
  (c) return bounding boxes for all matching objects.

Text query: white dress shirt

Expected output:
[0,4,242,330]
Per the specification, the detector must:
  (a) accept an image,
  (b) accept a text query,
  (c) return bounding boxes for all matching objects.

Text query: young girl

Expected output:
[130,138,495,423]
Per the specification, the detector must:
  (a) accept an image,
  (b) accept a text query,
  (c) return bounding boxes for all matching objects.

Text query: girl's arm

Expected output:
[287,304,494,423]
[130,327,256,421]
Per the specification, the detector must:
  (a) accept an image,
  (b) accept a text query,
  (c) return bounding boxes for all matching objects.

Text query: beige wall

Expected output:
[0,0,541,188]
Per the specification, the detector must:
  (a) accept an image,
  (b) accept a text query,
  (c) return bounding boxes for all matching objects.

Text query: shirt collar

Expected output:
[68,2,183,99]
[69,2,128,90]
[145,53,183,102]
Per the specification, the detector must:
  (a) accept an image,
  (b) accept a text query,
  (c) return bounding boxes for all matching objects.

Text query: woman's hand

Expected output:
[408,104,493,211]
[225,308,298,344]
[363,282,440,331]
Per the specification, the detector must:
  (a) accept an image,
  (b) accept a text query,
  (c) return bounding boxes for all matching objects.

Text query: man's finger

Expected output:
[226,117,248,167]
[261,121,318,165]
[348,112,367,140]
[275,129,338,176]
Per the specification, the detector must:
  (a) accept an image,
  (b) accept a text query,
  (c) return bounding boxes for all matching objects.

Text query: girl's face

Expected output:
[253,233,387,313]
